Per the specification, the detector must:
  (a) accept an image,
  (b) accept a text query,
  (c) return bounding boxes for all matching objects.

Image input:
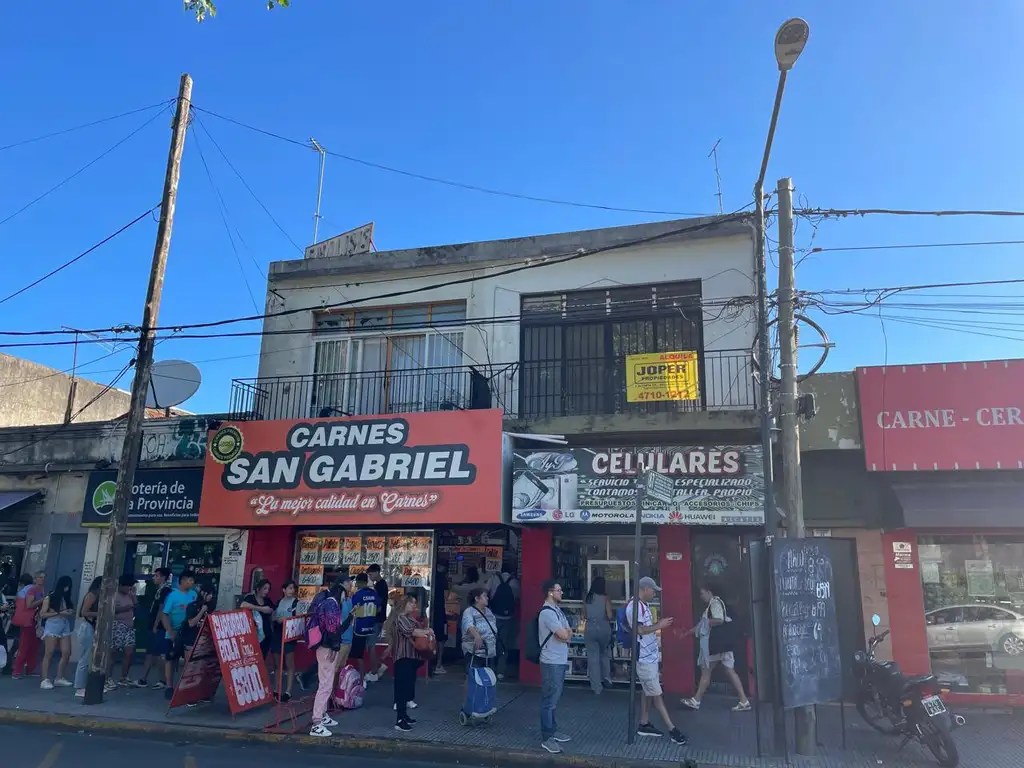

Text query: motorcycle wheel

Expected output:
[923,728,959,767]
[855,690,899,735]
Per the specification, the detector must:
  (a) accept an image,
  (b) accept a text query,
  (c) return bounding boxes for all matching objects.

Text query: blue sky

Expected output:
[2,1,1022,414]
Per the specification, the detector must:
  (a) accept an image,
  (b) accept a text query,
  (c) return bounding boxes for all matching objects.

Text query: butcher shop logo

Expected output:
[219,417,477,492]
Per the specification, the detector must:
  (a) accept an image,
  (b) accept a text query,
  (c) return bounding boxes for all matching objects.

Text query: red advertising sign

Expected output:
[857,360,1024,471]
[168,610,274,715]
[198,410,504,527]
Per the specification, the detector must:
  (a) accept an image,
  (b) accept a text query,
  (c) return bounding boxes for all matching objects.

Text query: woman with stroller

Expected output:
[461,587,497,664]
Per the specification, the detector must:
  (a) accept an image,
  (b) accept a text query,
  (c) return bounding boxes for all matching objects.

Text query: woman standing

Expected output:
[583,577,614,694]
[241,579,276,659]
[430,566,449,676]
[12,572,45,678]
[308,577,344,738]
[384,594,433,732]
[74,577,103,698]
[681,584,751,712]
[461,587,497,664]
[272,580,299,701]
[38,575,75,689]
[111,574,138,689]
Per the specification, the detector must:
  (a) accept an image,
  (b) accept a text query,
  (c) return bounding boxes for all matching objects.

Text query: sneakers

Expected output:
[732,700,752,712]
[394,718,413,732]
[40,679,54,690]
[133,679,148,689]
[552,732,571,743]
[320,715,339,728]
[104,680,118,693]
[392,701,418,710]
[541,739,563,754]
[309,723,332,738]
[53,678,72,688]
[74,689,85,699]
[669,728,689,745]
[151,681,166,690]
[377,664,388,677]
[681,697,701,710]
[117,678,133,687]
[434,666,447,675]
[636,723,663,738]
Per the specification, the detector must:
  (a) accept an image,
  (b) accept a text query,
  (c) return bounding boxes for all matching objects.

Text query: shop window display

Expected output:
[552,534,660,683]
[919,534,1024,696]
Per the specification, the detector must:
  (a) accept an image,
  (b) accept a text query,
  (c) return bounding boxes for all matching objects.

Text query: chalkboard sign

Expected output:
[772,538,843,709]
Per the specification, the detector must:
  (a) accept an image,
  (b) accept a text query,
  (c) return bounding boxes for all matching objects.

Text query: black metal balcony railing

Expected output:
[229,349,756,422]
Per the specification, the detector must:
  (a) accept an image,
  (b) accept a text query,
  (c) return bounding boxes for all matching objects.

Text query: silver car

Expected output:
[925,604,1024,657]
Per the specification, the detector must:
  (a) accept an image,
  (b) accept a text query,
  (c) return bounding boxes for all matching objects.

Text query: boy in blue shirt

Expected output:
[160,570,197,698]
[349,573,380,681]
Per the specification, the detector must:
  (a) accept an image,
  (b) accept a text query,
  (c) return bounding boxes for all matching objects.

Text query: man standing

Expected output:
[350,573,380,682]
[138,567,172,688]
[538,579,573,754]
[488,562,520,681]
[366,564,389,681]
[160,569,197,698]
[625,577,687,745]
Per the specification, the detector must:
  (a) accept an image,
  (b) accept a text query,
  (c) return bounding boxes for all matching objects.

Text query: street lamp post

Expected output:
[753,15,809,756]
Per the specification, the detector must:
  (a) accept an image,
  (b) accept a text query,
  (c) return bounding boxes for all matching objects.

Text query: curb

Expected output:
[0,709,708,768]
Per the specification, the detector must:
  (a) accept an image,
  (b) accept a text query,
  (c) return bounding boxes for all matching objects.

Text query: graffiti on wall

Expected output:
[140,418,209,462]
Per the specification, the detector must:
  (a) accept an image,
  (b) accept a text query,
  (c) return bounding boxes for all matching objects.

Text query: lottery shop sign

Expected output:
[167,610,273,715]
[198,410,504,527]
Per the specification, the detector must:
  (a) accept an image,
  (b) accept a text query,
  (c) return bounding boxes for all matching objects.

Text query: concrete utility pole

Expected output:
[85,73,193,705]
[776,176,815,753]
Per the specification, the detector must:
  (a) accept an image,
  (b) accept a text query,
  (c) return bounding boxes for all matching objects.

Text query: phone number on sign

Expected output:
[632,390,696,401]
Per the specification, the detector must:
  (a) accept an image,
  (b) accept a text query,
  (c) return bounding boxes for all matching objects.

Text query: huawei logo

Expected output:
[668,511,683,522]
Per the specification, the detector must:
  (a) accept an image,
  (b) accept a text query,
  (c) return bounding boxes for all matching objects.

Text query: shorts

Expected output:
[149,632,172,656]
[636,662,662,697]
[350,634,372,660]
[42,617,72,639]
[165,631,192,662]
[283,640,298,656]
[703,651,735,669]
[112,621,136,651]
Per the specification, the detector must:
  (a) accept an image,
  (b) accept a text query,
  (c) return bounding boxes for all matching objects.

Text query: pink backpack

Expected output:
[333,664,364,710]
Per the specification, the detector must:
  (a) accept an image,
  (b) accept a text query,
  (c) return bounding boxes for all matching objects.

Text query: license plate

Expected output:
[922,695,947,717]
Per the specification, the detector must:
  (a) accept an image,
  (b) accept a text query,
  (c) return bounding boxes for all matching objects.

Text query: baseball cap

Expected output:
[639,576,662,592]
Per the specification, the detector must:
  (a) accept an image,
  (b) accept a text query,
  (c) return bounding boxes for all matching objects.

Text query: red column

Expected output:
[518,525,553,686]
[658,525,694,695]
[881,530,930,675]
[244,527,296,597]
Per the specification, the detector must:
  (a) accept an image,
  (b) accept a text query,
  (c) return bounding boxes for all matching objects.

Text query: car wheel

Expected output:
[999,634,1024,656]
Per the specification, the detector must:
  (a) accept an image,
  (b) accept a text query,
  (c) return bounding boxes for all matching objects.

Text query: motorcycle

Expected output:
[853,614,965,767]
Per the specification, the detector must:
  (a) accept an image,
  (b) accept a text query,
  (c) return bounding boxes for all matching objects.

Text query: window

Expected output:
[311,303,467,416]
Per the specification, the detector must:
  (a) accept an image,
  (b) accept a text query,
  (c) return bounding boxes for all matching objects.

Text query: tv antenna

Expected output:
[708,139,724,214]
[310,137,327,244]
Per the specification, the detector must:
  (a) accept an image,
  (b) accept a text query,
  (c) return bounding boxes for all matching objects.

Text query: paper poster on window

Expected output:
[298,564,323,586]
[348,564,368,576]
[299,537,320,564]
[342,537,363,565]
[410,536,432,566]
[402,566,426,587]
[389,536,412,565]
[484,545,503,573]
[966,560,995,597]
[365,536,385,565]
[921,561,941,584]
[320,537,341,566]
[918,544,942,562]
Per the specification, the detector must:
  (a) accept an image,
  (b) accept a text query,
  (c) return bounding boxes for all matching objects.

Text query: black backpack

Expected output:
[490,575,516,619]
[524,605,556,664]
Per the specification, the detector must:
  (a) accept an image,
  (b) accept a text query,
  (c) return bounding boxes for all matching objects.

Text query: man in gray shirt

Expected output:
[537,579,573,753]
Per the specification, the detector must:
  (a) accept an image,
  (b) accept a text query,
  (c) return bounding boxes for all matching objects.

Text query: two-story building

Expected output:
[208,215,765,694]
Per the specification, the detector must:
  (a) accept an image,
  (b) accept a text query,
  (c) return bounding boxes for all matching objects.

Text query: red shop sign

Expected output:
[857,360,1024,471]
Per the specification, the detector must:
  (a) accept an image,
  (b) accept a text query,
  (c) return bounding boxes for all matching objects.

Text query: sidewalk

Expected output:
[1,669,1021,768]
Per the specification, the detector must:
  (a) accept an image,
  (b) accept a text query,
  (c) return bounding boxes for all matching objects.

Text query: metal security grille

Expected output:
[519,281,705,418]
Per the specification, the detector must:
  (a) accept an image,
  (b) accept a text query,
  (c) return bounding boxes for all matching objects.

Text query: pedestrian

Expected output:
[681,584,751,713]
[240,579,276,660]
[11,571,45,679]
[537,579,573,754]
[384,593,433,732]
[178,581,215,707]
[160,569,197,698]
[137,567,172,689]
[365,563,390,682]
[350,572,380,682]
[623,576,686,744]
[110,574,138,688]
[461,587,498,664]
[307,576,345,738]
[583,576,613,694]
[74,577,102,698]
[430,565,449,676]
[38,575,75,689]
[488,563,519,681]
[272,580,300,702]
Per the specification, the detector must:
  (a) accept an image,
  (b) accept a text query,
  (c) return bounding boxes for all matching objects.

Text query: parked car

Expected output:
[925,604,1024,657]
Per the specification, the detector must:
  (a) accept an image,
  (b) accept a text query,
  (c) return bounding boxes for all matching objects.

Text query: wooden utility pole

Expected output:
[84,73,193,704]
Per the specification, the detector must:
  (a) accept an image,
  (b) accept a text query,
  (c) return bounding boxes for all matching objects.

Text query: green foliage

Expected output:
[184,0,290,22]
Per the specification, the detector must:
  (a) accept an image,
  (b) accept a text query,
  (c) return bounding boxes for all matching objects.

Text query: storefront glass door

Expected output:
[691,533,750,691]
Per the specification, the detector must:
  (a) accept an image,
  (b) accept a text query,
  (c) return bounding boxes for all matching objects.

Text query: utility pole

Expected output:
[776,176,815,753]
[84,73,193,705]
[310,138,326,244]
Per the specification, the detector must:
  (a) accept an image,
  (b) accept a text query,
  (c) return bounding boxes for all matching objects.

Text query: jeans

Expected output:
[495,618,517,677]
[74,622,94,689]
[394,657,421,721]
[539,662,567,740]
[312,646,340,723]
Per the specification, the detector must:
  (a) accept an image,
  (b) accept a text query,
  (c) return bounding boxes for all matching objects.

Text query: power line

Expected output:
[0,106,169,228]
[0,100,173,153]
[796,207,1024,218]
[0,204,161,306]
[192,104,725,218]
[808,239,1024,254]
[807,277,1024,297]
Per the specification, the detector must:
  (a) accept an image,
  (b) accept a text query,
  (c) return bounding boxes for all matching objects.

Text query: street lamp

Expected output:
[751,13,809,757]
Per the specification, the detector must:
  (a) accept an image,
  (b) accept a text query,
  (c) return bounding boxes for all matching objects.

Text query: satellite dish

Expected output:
[144,360,201,409]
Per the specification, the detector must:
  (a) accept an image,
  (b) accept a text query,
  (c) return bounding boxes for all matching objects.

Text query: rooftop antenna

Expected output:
[708,139,724,214]
[310,138,327,244]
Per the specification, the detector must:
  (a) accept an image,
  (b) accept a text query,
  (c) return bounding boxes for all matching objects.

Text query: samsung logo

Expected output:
[514,509,546,521]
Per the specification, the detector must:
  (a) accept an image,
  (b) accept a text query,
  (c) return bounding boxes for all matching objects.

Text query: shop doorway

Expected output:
[45,534,87,606]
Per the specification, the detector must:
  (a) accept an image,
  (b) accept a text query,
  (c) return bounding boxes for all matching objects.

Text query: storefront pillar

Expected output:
[658,525,694,695]
[881,530,930,675]
[519,525,553,686]
[244,527,296,596]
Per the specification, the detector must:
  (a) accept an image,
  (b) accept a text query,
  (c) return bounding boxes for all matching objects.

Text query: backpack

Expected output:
[616,600,647,647]
[490,575,516,619]
[332,663,364,710]
[304,590,331,649]
[524,605,556,664]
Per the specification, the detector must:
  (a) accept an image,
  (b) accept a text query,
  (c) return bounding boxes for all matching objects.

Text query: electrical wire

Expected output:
[796,207,1024,218]
[807,239,1024,255]
[0,106,169,228]
[193,105,725,218]
[0,100,174,153]
[0,204,161,306]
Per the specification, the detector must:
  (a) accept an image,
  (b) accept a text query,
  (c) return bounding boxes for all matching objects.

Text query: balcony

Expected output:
[229,349,757,425]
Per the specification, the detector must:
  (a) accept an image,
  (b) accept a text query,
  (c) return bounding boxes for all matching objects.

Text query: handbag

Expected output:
[707,598,739,656]
[413,633,436,658]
